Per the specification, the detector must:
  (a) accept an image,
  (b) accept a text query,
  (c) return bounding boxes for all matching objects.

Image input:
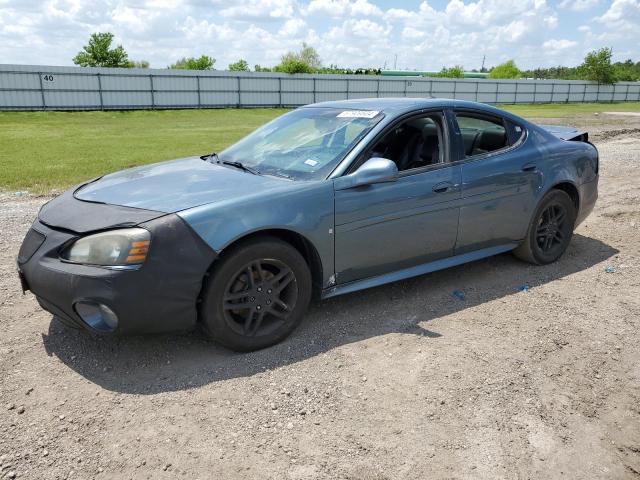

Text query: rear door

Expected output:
[334,110,462,284]
[451,109,539,254]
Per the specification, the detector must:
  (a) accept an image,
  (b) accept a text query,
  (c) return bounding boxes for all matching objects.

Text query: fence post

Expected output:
[97,73,104,110]
[475,81,479,102]
[514,81,518,104]
[625,83,630,102]
[237,75,241,108]
[582,83,586,103]
[278,77,282,107]
[196,76,201,108]
[495,82,499,104]
[37,72,47,111]
[533,81,537,103]
[149,74,155,109]
[550,82,555,103]
[376,78,380,98]
[596,83,600,103]
[452,80,457,100]
[403,79,408,97]
[313,77,316,104]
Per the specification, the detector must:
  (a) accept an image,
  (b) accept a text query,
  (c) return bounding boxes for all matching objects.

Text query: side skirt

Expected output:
[321,243,518,299]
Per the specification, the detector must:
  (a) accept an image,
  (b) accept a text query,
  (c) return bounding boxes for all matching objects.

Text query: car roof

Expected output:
[302,97,523,122]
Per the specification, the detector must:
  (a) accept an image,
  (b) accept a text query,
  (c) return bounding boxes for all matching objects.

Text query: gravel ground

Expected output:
[1,113,639,479]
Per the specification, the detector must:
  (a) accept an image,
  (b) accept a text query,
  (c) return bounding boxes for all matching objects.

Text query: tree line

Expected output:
[73,33,639,83]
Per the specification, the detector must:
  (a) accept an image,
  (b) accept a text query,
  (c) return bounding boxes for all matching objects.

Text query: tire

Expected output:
[200,236,312,352]
[513,189,577,265]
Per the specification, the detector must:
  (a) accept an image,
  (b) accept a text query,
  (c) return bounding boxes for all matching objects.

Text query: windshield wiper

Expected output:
[201,152,219,163]
[220,160,260,175]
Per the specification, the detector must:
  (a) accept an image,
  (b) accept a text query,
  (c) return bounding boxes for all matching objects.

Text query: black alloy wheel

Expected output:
[200,237,312,351]
[222,259,298,337]
[514,189,576,265]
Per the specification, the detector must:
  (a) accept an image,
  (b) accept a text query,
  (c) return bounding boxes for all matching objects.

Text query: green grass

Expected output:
[500,101,640,118]
[1,102,638,193]
[0,108,287,193]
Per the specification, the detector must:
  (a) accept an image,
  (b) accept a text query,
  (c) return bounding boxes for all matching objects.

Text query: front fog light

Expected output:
[74,301,119,332]
[61,228,150,267]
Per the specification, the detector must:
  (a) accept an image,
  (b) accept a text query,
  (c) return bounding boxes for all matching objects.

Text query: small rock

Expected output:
[361,376,367,382]
[6,403,15,411]
[25,388,34,396]
[17,406,25,414]
[42,450,49,457]
[286,422,294,430]
[7,471,16,479]
[163,463,171,471]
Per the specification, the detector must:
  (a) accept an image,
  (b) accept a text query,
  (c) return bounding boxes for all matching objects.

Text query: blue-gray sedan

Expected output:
[17,98,598,351]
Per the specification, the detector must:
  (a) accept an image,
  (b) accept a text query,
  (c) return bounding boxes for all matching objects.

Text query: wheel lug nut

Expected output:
[250,297,255,302]
[257,287,262,292]
[267,289,272,294]
[256,305,262,310]
[266,300,271,305]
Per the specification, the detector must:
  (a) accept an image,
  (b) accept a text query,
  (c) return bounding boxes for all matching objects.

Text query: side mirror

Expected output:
[334,157,399,190]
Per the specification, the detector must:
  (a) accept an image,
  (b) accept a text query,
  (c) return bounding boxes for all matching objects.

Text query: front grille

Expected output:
[17,228,46,264]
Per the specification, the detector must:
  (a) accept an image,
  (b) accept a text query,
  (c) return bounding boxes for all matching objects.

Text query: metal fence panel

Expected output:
[0,64,638,111]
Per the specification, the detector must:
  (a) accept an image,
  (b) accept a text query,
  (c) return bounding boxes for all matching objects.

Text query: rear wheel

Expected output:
[514,189,576,265]
[200,237,312,351]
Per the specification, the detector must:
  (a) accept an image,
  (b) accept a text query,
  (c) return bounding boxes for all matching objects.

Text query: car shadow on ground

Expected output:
[41,234,617,394]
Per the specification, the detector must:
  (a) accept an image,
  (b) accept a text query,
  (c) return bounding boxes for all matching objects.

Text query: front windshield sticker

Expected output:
[337,110,379,119]
[304,159,319,167]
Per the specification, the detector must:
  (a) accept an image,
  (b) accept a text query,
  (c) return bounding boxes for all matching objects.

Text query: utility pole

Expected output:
[393,54,398,70]
[481,54,486,72]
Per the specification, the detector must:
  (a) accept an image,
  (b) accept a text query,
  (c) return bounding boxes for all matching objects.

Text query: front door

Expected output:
[333,111,462,284]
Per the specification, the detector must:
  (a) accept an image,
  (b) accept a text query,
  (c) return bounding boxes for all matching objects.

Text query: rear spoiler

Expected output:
[538,125,589,142]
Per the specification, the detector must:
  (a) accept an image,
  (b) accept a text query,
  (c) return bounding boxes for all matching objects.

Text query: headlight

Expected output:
[61,228,150,267]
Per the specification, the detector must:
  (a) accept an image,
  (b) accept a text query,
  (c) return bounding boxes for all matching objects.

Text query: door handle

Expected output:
[432,182,454,193]
[522,163,537,172]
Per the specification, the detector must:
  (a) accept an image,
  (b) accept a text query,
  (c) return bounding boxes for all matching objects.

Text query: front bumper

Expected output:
[18,214,217,335]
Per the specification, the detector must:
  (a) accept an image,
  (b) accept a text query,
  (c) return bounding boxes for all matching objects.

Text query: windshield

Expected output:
[219,107,384,180]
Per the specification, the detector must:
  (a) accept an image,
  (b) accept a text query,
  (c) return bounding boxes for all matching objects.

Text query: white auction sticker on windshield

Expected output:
[304,159,318,167]
[337,110,379,118]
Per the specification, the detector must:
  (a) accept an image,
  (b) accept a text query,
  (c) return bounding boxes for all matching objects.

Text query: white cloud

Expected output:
[558,0,599,11]
[544,15,559,28]
[305,0,381,17]
[543,38,579,50]
[220,0,296,20]
[0,0,638,72]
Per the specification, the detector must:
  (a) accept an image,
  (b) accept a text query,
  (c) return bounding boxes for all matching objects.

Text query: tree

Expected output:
[488,60,521,79]
[169,55,215,70]
[129,60,150,69]
[580,47,615,84]
[299,43,321,70]
[274,43,321,74]
[228,59,249,71]
[73,32,130,68]
[254,64,272,72]
[613,59,640,82]
[432,65,464,78]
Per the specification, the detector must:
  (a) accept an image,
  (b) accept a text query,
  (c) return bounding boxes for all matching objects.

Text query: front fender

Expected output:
[178,181,335,287]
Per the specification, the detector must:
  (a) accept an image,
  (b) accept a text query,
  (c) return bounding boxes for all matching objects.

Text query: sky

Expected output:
[0,0,638,71]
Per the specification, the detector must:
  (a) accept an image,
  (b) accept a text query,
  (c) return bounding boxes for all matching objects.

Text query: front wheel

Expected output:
[200,237,312,352]
[513,189,576,265]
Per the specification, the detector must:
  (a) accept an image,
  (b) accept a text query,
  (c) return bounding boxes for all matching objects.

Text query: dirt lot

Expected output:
[1,112,640,480]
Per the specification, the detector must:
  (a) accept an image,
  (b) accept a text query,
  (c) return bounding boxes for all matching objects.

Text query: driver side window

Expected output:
[366,113,446,173]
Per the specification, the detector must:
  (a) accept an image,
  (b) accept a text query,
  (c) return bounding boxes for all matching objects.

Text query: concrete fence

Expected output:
[1,64,639,111]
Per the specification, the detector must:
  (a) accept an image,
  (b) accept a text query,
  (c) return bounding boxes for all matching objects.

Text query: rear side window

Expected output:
[455,113,508,157]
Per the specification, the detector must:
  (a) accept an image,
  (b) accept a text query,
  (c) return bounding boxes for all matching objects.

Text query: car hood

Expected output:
[74,157,293,213]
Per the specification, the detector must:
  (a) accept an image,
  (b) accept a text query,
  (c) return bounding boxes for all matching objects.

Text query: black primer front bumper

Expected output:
[18,213,217,335]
